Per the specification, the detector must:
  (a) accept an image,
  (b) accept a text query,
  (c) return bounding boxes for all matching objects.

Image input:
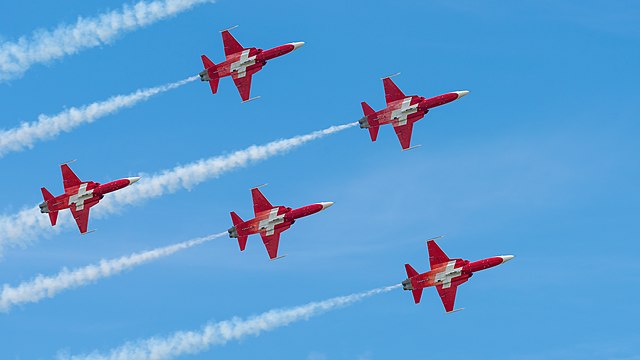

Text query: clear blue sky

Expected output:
[1,0,639,358]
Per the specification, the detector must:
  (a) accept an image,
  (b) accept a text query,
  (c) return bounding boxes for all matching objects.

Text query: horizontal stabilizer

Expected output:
[412,288,423,304]
[48,212,58,227]
[368,126,379,142]
[238,235,248,251]
[270,254,287,261]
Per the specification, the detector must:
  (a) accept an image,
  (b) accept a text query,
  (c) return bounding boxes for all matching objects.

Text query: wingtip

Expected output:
[219,25,239,33]
[61,159,77,166]
[381,72,401,80]
[425,235,445,244]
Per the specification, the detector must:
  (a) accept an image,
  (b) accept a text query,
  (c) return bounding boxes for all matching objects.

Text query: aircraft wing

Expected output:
[383,77,406,105]
[392,121,415,150]
[259,224,290,259]
[435,277,469,312]
[232,66,262,101]
[427,239,450,269]
[221,30,244,58]
[61,164,82,192]
[69,202,97,234]
[251,187,274,215]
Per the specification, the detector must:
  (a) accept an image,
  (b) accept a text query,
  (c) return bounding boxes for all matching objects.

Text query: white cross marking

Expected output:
[230,50,256,78]
[258,208,285,236]
[434,261,463,289]
[391,98,418,126]
[67,183,94,211]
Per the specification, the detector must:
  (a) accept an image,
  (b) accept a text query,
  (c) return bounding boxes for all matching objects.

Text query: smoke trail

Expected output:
[0,122,357,255]
[0,76,197,157]
[58,284,400,360]
[0,232,225,312]
[0,0,212,80]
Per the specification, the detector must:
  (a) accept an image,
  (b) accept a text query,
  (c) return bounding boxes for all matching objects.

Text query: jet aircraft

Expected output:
[402,237,514,312]
[228,186,333,260]
[39,163,140,234]
[358,74,469,150]
[199,26,305,102]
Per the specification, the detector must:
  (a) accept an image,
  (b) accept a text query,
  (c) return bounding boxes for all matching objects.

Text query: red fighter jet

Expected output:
[228,186,333,260]
[199,26,305,102]
[358,74,469,150]
[39,163,140,234]
[402,237,514,312]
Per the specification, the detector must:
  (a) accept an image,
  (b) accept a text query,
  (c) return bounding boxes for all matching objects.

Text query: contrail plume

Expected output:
[0,232,225,312]
[0,0,212,80]
[0,122,357,255]
[0,76,197,157]
[58,284,400,360]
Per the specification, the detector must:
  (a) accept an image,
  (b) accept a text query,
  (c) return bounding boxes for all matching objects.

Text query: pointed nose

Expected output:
[290,42,305,50]
[499,255,515,263]
[126,176,141,185]
[455,90,470,99]
[319,202,334,210]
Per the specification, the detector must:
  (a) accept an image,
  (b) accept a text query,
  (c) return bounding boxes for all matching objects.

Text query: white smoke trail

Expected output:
[0,232,225,312]
[0,122,357,255]
[0,0,212,80]
[0,76,197,157]
[58,284,400,360]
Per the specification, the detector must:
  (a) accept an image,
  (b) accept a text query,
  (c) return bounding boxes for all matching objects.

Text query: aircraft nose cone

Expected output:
[499,255,515,263]
[319,202,334,210]
[290,42,305,50]
[127,176,141,185]
[455,90,470,99]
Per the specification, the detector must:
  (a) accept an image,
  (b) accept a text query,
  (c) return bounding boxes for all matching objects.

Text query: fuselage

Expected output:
[367,91,469,128]
[39,178,139,214]
[402,255,513,291]
[201,42,303,80]
[231,202,332,237]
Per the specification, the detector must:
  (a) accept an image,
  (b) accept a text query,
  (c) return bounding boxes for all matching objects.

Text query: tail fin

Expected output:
[361,101,375,117]
[230,211,248,251]
[230,211,244,226]
[40,187,58,226]
[405,263,419,278]
[200,55,220,94]
[404,264,423,304]
[361,102,379,141]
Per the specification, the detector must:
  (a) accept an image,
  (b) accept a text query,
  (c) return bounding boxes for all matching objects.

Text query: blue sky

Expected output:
[1,0,639,358]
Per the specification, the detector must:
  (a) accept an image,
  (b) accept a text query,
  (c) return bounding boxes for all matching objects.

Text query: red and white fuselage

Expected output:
[39,164,140,234]
[228,187,332,259]
[359,75,469,150]
[199,27,304,101]
[402,239,514,312]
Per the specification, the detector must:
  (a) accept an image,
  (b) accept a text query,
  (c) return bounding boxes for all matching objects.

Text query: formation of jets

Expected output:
[36,26,513,313]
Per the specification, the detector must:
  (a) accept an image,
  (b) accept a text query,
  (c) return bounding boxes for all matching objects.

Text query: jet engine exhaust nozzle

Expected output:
[358,116,370,129]
[402,278,413,290]
[228,226,238,238]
